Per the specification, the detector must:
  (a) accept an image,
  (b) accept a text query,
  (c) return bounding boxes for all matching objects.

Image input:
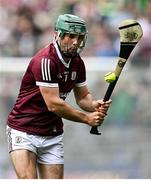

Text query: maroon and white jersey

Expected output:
[7,43,87,136]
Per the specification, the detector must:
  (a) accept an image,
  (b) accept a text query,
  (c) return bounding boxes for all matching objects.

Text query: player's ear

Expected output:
[53,31,61,44]
[54,31,59,39]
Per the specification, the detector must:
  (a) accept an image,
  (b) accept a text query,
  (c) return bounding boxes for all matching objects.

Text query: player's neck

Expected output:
[63,56,71,63]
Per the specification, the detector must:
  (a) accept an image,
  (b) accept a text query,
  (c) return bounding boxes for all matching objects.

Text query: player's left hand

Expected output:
[93,99,112,114]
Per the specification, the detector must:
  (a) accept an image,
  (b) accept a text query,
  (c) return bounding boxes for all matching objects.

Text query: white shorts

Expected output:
[6,126,64,164]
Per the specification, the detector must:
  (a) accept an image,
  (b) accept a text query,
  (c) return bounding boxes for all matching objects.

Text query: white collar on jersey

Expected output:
[54,43,71,68]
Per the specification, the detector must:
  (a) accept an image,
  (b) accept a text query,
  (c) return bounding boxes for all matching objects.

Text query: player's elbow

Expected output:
[47,106,57,113]
[76,99,84,109]
[47,99,64,114]
[47,104,60,113]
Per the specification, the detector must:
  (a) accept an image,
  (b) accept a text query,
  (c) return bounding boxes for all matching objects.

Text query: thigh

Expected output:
[38,163,64,179]
[36,134,64,178]
[10,149,37,179]
[6,126,38,178]
[37,134,64,165]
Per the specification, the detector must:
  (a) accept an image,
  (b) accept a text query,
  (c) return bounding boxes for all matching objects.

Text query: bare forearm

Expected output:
[39,86,108,127]
[77,93,96,112]
[47,99,88,124]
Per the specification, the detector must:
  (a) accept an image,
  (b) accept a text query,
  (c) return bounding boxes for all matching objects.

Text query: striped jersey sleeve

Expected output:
[31,57,59,88]
[41,58,51,81]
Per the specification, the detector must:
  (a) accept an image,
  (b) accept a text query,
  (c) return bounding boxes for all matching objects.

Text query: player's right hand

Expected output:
[87,111,106,127]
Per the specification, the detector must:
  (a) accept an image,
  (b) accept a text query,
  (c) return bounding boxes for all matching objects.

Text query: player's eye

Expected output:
[65,34,84,42]
[78,35,84,41]
[69,34,77,39]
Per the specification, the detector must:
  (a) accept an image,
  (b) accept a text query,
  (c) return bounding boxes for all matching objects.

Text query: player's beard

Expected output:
[62,50,78,58]
[59,42,78,58]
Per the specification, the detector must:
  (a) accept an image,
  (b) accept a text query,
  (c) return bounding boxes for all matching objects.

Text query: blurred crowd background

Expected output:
[0,0,151,60]
[1,0,151,178]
